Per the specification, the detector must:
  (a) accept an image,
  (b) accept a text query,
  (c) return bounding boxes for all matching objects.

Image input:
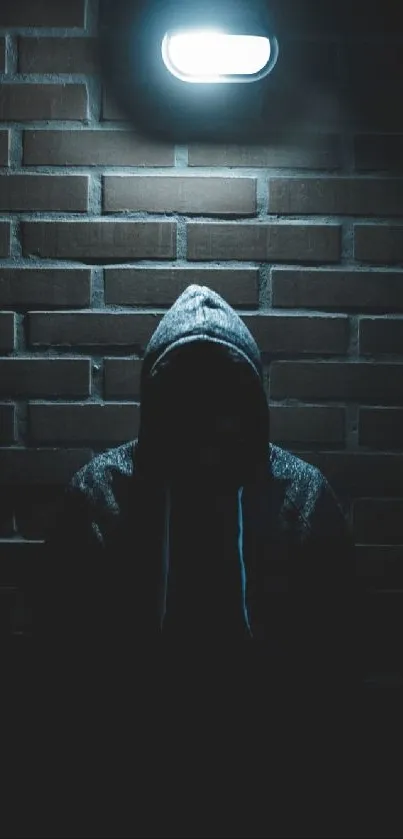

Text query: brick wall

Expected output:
[0,0,402,669]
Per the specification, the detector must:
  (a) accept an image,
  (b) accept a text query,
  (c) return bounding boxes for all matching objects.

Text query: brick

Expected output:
[345,43,403,86]
[272,268,403,311]
[22,221,176,261]
[104,359,142,399]
[188,134,341,169]
[0,359,90,398]
[265,2,403,37]
[296,452,403,498]
[269,177,403,216]
[0,38,5,73]
[0,0,85,27]
[102,90,130,122]
[347,82,403,133]
[355,545,403,580]
[0,175,88,212]
[355,547,403,593]
[0,542,44,566]
[187,223,341,263]
[104,176,257,216]
[355,224,403,264]
[278,38,340,84]
[247,314,348,355]
[0,268,91,308]
[29,312,162,348]
[19,38,98,74]
[0,498,15,537]
[0,448,92,485]
[0,313,15,352]
[23,130,174,167]
[104,267,259,308]
[15,485,69,541]
[270,362,403,404]
[0,131,9,166]
[0,223,10,257]
[359,408,403,450]
[0,84,87,121]
[354,135,403,173]
[0,404,16,444]
[29,403,140,443]
[360,318,403,355]
[353,500,403,545]
[270,406,345,446]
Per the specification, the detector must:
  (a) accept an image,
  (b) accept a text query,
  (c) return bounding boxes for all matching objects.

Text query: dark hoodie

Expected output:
[42,285,356,675]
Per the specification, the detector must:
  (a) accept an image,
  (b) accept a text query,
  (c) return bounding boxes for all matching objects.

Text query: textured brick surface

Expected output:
[360,318,403,355]
[269,177,403,216]
[0,359,90,397]
[345,42,403,86]
[104,176,257,216]
[270,361,403,403]
[104,359,142,399]
[0,84,87,121]
[0,175,88,212]
[0,130,8,166]
[188,135,341,169]
[29,403,140,443]
[0,404,16,444]
[355,225,403,263]
[296,452,403,498]
[22,221,176,261]
[269,406,345,445]
[0,499,15,537]
[0,313,15,352]
[0,38,5,73]
[272,269,403,311]
[0,0,85,27]
[354,134,403,172]
[28,312,163,348]
[0,224,10,257]
[353,499,403,545]
[104,268,259,308]
[247,314,348,355]
[19,38,98,74]
[0,448,93,485]
[359,408,403,449]
[187,223,341,262]
[102,89,130,122]
[23,130,174,167]
[0,269,91,308]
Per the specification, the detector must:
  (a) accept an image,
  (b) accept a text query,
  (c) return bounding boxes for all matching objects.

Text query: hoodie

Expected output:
[42,285,356,672]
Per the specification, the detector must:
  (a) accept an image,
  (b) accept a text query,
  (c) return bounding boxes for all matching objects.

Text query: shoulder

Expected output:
[269,444,352,552]
[269,443,326,506]
[69,440,135,511]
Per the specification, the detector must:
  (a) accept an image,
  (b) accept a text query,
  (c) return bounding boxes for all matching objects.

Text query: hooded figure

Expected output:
[42,285,356,674]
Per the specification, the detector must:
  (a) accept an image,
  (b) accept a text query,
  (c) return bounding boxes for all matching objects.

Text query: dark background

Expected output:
[0,0,402,685]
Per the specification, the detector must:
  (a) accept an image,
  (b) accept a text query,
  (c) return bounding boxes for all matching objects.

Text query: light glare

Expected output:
[162,29,271,82]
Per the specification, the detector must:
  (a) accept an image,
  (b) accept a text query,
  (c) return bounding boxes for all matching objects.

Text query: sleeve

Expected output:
[38,483,104,650]
[291,476,359,688]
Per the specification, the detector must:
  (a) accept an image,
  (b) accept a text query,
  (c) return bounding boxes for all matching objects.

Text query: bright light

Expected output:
[161,29,271,83]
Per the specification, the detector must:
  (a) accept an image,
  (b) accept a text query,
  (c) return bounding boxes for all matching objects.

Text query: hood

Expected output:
[136,284,270,480]
[141,283,265,385]
[134,284,270,639]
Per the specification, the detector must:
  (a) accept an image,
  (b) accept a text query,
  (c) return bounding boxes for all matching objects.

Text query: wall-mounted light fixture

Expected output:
[100,0,281,143]
[161,28,275,84]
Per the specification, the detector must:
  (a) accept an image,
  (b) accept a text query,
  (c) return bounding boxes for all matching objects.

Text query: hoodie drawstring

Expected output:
[161,483,253,638]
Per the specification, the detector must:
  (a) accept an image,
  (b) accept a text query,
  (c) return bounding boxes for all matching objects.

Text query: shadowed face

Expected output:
[149,344,266,488]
